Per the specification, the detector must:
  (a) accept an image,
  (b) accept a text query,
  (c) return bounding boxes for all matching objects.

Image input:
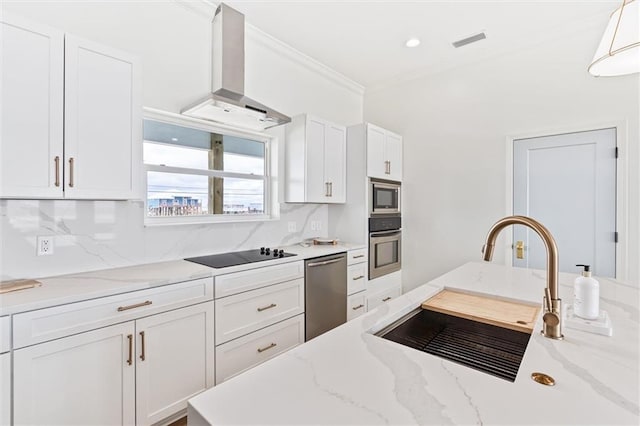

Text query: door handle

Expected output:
[139,331,146,361]
[516,241,525,259]
[68,157,75,188]
[325,182,330,197]
[307,257,344,267]
[126,334,133,366]
[54,156,60,187]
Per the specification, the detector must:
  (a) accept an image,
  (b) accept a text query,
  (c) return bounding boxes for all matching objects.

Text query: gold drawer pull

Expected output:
[352,304,364,310]
[257,342,277,353]
[257,303,277,312]
[126,334,133,366]
[352,254,365,259]
[382,297,392,302]
[352,275,365,280]
[117,300,152,312]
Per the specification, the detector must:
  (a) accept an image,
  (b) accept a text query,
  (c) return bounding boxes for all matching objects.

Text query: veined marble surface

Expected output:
[0,242,363,316]
[188,261,640,425]
[0,199,329,281]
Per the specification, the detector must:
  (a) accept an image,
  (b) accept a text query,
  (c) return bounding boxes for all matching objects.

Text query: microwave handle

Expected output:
[370,230,401,237]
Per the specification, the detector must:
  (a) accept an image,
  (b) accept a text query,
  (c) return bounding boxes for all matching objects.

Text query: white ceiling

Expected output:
[222,0,620,91]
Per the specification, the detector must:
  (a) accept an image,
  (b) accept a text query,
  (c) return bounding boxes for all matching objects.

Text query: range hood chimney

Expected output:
[181,3,291,130]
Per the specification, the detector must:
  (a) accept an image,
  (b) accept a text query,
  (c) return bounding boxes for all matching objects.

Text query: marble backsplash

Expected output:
[0,199,328,281]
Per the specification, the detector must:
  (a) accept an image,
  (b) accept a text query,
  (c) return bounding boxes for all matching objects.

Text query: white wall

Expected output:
[0,0,363,280]
[365,25,640,290]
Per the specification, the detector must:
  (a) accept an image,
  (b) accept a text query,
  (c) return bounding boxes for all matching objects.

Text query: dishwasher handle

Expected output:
[307,257,344,267]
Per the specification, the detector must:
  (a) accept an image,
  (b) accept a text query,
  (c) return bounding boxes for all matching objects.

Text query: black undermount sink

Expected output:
[375,309,532,382]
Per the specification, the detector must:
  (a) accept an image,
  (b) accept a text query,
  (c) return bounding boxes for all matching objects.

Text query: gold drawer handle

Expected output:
[117,300,152,312]
[257,303,277,312]
[352,275,365,281]
[352,304,364,310]
[257,342,277,353]
[352,254,365,259]
[382,297,392,302]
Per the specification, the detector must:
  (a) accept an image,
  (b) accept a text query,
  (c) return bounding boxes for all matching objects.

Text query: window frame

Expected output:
[142,107,275,226]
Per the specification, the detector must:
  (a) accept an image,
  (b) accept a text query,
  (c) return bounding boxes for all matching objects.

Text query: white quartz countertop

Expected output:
[0,242,363,316]
[189,261,640,425]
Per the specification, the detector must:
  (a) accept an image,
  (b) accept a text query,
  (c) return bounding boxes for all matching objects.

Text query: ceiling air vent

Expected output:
[452,32,486,48]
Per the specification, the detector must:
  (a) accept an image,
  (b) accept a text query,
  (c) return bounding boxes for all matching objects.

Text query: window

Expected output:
[143,111,272,224]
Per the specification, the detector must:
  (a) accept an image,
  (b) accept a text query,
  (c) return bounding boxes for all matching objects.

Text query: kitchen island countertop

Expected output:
[188,261,639,425]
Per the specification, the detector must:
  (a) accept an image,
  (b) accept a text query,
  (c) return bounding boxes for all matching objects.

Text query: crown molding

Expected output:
[173,0,364,97]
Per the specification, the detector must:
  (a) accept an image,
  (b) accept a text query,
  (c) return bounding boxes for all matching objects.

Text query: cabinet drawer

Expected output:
[13,277,213,349]
[366,284,402,311]
[215,261,304,299]
[347,263,367,295]
[215,314,304,384]
[0,317,9,353]
[347,292,366,321]
[215,279,304,344]
[347,249,367,266]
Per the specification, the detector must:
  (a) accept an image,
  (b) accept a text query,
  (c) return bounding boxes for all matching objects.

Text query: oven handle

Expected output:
[370,230,401,238]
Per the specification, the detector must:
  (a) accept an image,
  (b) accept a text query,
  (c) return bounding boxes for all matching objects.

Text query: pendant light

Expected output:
[588,0,639,76]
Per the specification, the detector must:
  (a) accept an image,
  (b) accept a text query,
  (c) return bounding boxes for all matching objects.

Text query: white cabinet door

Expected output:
[0,353,10,426]
[135,302,214,426]
[64,35,140,199]
[385,131,403,182]
[366,125,387,179]
[305,117,327,202]
[13,321,135,426]
[324,124,346,203]
[0,14,64,198]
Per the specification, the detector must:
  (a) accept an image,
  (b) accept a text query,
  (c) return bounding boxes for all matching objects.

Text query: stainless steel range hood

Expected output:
[181,3,290,130]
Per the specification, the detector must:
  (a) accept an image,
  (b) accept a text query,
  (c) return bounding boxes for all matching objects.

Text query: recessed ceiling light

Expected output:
[405,38,421,48]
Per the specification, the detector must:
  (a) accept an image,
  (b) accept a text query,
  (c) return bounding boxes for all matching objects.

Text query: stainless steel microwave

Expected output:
[370,179,400,215]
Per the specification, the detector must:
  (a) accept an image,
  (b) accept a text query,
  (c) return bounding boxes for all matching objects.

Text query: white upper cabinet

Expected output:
[0,14,64,198]
[366,123,403,182]
[285,114,346,203]
[0,14,141,200]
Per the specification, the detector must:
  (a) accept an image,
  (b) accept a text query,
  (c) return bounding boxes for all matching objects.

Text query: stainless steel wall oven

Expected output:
[369,215,401,280]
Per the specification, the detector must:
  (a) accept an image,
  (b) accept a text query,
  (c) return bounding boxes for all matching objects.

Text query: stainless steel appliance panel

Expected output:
[305,254,347,341]
[370,179,400,215]
[369,229,402,280]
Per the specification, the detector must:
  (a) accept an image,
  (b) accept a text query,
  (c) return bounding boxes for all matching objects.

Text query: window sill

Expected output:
[144,214,278,227]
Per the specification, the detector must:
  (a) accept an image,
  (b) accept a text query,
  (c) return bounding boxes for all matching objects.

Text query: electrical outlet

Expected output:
[311,220,322,231]
[287,221,297,233]
[37,236,54,256]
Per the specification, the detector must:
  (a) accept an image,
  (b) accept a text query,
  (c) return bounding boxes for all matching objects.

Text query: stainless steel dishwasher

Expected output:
[305,253,347,341]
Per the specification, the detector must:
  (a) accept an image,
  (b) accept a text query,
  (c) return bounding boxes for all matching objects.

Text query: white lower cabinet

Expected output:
[215,314,304,384]
[135,302,214,426]
[1,352,10,426]
[13,300,214,426]
[347,292,367,321]
[13,321,136,425]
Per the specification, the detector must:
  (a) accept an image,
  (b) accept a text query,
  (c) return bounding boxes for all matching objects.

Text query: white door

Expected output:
[305,117,326,202]
[513,128,617,277]
[385,132,403,182]
[367,125,387,179]
[135,302,214,426]
[324,124,346,203]
[64,34,139,199]
[0,352,10,426]
[0,14,64,198]
[13,322,136,425]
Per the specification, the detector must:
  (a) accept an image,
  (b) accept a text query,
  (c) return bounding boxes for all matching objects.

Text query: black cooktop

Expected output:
[185,247,296,269]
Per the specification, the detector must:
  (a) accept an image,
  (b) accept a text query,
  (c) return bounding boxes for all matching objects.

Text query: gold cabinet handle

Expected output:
[257,303,277,312]
[352,254,365,259]
[139,331,146,361]
[352,304,364,311]
[352,275,365,280]
[117,300,152,312]
[384,161,390,174]
[325,182,330,197]
[382,296,392,302]
[68,157,75,188]
[516,241,525,259]
[257,342,277,353]
[126,334,133,366]
[329,182,333,197]
[54,156,60,187]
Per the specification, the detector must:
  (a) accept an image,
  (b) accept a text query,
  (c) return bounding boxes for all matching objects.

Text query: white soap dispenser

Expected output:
[574,264,600,320]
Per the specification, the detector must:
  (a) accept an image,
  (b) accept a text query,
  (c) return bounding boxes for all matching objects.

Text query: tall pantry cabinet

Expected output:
[0,14,141,200]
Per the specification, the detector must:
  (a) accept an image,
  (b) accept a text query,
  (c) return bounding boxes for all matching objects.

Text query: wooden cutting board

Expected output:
[422,289,541,333]
[0,279,42,294]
